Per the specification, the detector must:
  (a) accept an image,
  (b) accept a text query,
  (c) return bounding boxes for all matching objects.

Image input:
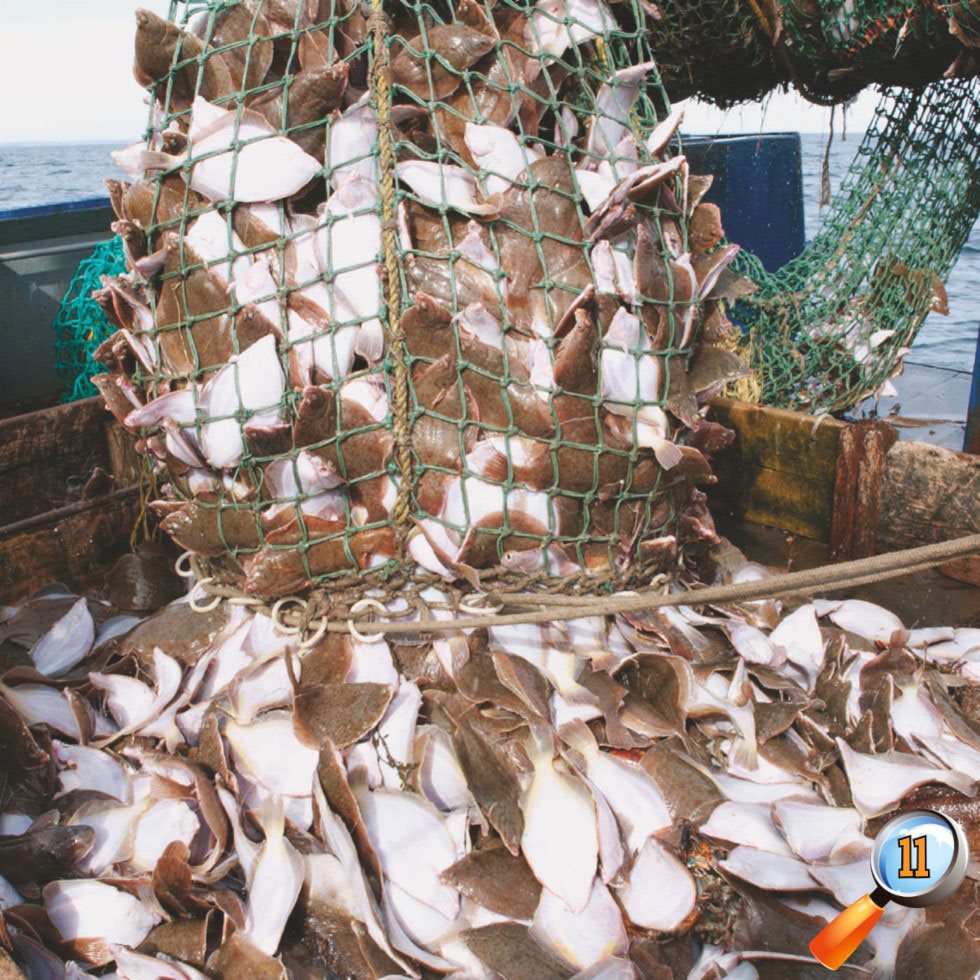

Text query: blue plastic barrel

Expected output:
[678,133,806,272]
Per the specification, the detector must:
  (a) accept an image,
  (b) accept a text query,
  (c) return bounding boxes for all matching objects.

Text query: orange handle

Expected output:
[809,894,886,970]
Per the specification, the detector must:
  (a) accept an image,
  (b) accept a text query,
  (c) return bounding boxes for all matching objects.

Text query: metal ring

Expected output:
[347,597,388,644]
[189,578,222,613]
[270,597,305,636]
[174,551,196,579]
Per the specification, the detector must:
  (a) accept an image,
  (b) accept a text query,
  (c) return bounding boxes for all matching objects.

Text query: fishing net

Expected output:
[95,0,745,604]
[734,76,980,413]
[53,235,127,402]
[646,0,978,107]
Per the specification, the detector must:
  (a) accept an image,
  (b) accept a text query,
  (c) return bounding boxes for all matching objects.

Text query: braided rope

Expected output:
[368,0,413,534]
[188,533,980,639]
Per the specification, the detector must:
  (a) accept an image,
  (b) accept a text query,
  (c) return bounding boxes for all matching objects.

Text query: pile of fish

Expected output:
[96,0,751,598]
[0,544,977,979]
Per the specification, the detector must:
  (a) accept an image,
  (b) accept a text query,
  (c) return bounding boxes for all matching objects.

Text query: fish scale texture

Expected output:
[93,0,752,601]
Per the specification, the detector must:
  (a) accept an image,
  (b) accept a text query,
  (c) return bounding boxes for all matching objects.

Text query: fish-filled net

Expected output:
[646,0,978,107]
[734,76,980,414]
[97,0,748,602]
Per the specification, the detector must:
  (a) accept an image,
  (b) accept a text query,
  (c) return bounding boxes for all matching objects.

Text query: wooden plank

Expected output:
[829,420,898,561]
[0,398,110,524]
[878,441,980,585]
[0,491,139,604]
[708,399,841,541]
[709,463,835,541]
[709,400,843,483]
[0,398,104,465]
[709,399,980,585]
[105,419,143,486]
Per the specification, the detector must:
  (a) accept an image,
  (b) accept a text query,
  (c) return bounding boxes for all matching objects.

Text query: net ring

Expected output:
[299,615,329,650]
[174,551,196,579]
[189,578,222,613]
[458,594,504,616]
[348,597,388,644]
[270,597,306,636]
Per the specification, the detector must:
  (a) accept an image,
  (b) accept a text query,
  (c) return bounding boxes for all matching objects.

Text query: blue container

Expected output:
[678,133,806,272]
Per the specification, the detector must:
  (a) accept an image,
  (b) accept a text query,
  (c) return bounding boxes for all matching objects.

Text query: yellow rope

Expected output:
[369,0,414,532]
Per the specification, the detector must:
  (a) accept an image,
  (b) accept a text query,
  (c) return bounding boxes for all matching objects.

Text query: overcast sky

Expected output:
[0,0,880,143]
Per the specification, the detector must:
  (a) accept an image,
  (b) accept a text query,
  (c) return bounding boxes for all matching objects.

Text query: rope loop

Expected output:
[174,551,196,579]
[458,593,505,616]
[189,577,223,613]
[298,614,330,650]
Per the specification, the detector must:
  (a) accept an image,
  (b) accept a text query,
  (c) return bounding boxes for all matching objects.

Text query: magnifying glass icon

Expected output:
[809,809,969,971]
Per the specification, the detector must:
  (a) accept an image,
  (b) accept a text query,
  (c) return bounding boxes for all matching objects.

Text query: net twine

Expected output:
[734,76,980,414]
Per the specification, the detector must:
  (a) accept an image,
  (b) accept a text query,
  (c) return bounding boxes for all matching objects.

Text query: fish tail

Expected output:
[526,720,555,763]
[730,735,759,771]
[560,680,601,709]
[255,794,286,840]
[114,148,178,176]
[652,436,682,470]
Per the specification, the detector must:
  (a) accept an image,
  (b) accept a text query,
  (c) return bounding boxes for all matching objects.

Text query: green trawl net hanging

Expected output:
[54,235,127,402]
[94,0,742,603]
[733,77,980,414]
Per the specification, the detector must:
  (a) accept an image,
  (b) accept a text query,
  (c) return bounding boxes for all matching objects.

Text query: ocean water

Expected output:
[0,135,977,372]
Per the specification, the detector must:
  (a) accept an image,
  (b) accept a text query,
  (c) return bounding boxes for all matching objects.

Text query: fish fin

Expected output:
[559,717,598,756]
[469,444,509,484]
[189,106,275,147]
[653,437,682,471]
[133,247,168,279]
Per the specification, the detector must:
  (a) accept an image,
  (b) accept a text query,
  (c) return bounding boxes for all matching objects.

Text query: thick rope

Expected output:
[369,0,414,532]
[191,533,979,637]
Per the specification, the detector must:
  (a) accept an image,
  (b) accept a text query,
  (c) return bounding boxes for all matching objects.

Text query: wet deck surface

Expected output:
[716,514,980,630]
[855,359,973,452]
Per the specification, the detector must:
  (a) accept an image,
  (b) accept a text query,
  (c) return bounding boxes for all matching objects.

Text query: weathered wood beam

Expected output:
[708,398,980,585]
[0,398,109,525]
[829,420,898,561]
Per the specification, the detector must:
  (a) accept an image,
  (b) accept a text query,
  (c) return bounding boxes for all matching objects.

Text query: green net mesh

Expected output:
[94,0,742,601]
[735,76,980,413]
[54,235,127,402]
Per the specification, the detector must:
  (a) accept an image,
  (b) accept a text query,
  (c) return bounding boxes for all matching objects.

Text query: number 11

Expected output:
[897,835,929,878]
